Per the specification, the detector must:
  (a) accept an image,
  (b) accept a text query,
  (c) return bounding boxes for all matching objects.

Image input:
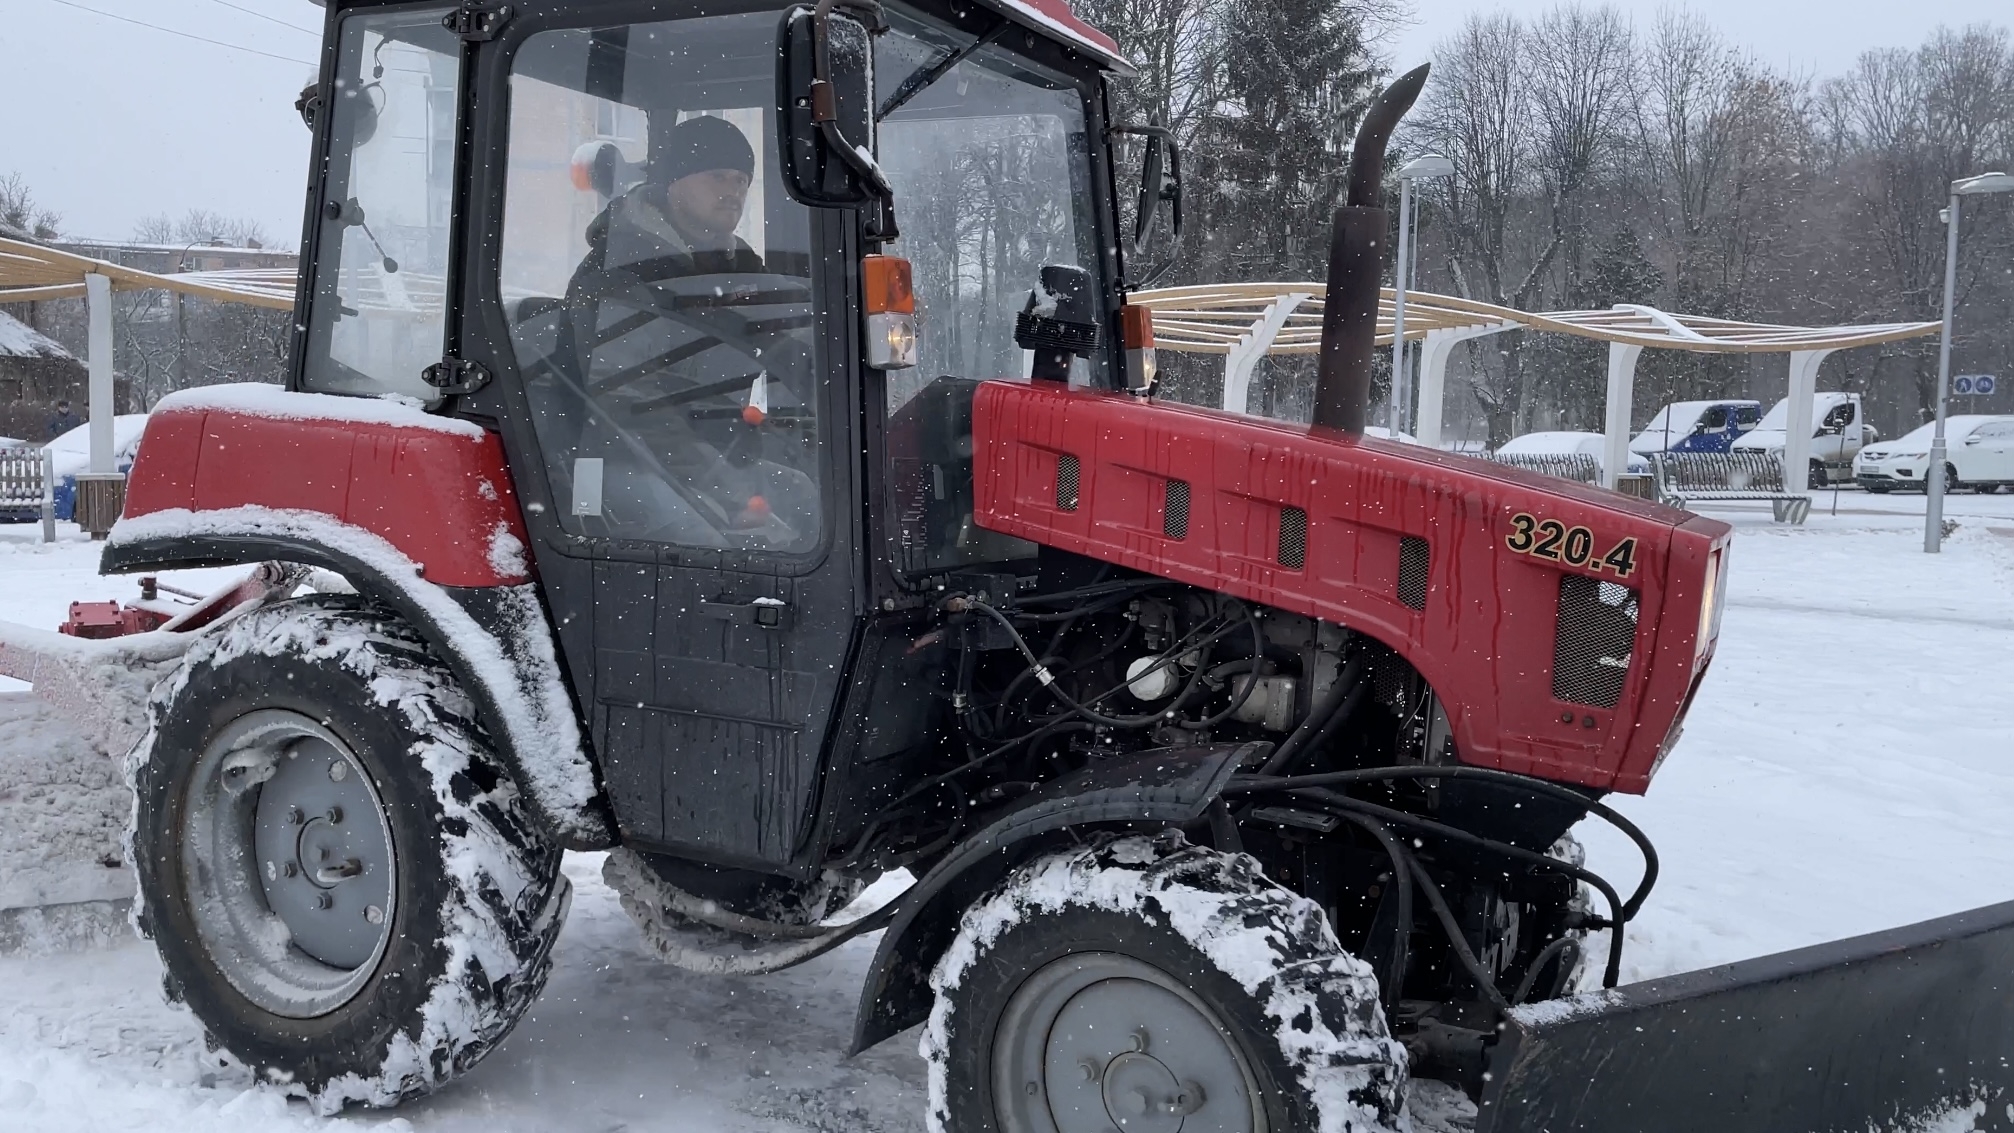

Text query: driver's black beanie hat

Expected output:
[650,114,756,184]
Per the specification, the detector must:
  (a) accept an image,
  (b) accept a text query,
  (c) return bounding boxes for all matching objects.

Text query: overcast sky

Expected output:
[0,0,2006,246]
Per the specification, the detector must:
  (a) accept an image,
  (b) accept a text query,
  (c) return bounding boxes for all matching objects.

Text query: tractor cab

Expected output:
[294,0,1151,869]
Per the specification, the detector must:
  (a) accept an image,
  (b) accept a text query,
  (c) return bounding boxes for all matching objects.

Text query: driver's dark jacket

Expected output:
[557,190,815,548]
[567,189,765,297]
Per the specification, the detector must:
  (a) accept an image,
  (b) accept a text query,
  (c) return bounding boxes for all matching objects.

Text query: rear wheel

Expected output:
[1808,459,1827,489]
[130,597,567,1113]
[923,833,1406,1133]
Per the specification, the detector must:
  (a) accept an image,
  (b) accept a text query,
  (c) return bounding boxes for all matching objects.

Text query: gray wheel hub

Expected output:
[179,710,396,1018]
[994,952,1266,1133]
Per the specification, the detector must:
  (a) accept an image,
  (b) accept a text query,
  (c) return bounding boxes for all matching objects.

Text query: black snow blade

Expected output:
[1476,899,2014,1133]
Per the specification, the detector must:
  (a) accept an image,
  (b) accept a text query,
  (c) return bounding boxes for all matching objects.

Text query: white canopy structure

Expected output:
[1132,283,1940,494]
[0,236,296,479]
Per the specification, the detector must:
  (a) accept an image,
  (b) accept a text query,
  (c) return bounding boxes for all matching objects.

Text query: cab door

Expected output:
[460,6,864,871]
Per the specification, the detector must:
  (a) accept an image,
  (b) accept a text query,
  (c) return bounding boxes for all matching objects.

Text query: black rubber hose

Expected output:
[1401,838,1514,1015]
[1287,788,1628,989]
[1511,935,1579,1006]
[966,600,1243,731]
[1255,658,1369,776]
[1227,764,1659,920]
[1330,811,1413,1016]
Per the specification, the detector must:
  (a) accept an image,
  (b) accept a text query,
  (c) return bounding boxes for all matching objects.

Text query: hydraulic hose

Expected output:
[1330,811,1414,1015]
[1228,763,1660,920]
[1285,787,1629,989]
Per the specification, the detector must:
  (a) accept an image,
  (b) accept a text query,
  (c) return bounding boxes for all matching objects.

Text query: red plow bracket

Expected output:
[1477,900,2014,1132]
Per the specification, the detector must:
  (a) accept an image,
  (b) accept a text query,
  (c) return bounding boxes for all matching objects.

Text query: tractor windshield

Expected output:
[874,6,1110,576]
[875,9,1111,403]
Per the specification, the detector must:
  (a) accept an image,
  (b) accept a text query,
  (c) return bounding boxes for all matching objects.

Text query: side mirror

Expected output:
[778,3,889,213]
[1116,126,1183,255]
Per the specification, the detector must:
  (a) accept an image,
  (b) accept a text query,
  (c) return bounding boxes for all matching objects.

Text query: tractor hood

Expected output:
[970,380,1730,797]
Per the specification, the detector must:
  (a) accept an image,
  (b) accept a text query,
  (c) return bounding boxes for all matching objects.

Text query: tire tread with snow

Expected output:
[128,595,568,1113]
[923,832,1408,1133]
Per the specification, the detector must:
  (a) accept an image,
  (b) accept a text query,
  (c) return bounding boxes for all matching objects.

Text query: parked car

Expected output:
[1732,392,1874,488]
[1628,399,1763,456]
[1855,415,2014,493]
[44,415,151,521]
[1495,430,1652,478]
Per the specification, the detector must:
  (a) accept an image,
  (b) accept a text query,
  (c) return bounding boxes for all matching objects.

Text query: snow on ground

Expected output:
[1,490,2012,1131]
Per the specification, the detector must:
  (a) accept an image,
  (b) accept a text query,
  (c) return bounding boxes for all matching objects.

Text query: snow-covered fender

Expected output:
[99,385,615,850]
[849,742,1258,1053]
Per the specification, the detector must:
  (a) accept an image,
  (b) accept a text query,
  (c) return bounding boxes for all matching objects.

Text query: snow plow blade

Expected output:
[1476,900,2014,1133]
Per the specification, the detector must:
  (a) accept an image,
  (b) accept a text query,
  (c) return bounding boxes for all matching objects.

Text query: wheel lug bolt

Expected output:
[314,893,333,910]
[1128,1029,1150,1052]
[283,862,299,879]
[364,905,384,925]
[326,806,343,825]
[1080,1059,1103,1082]
[287,806,305,826]
[329,761,348,782]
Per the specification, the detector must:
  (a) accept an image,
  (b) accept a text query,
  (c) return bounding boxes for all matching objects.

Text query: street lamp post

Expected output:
[172,237,225,395]
[1390,155,1455,438]
[1926,172,2014,553]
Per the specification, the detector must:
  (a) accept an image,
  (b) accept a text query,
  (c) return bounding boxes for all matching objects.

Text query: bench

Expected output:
[1486,451,1602,485]
[0,446,55,542]
[1652,451,1811,524]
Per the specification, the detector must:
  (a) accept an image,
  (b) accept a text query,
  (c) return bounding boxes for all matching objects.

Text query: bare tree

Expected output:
[132,209,274,250]
[0,173,61,240]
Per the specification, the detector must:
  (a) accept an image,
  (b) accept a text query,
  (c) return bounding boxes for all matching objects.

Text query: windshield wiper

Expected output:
[876,20,1007,120]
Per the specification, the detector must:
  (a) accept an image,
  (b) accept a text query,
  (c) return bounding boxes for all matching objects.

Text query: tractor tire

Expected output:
[129,596,568,1114]
[922,832,1407,1133]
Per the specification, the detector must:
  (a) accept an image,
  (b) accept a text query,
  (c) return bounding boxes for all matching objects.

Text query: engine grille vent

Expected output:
[1056,454,1080,512]
[1277,506,1308,569]
[1553,574,1639,709]
[1398,536,1430,610]
[1164,479,1191,539]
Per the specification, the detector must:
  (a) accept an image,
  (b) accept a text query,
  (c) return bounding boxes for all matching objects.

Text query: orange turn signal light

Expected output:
[863,255,916,315]
[1121,303,1155,349]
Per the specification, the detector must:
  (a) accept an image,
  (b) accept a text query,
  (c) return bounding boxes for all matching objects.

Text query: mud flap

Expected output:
[1477,900,2014,1132]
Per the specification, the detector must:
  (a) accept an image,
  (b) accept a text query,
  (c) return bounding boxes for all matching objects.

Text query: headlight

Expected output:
[1696,548,1727,663]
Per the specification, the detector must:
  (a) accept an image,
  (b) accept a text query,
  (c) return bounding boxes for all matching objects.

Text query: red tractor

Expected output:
[73,0,2009,1129]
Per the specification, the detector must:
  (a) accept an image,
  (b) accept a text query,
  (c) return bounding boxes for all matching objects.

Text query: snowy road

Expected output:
[1,491,2012,1131]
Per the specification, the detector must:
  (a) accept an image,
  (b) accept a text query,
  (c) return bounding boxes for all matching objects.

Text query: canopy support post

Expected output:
[1602,343,1644,490]
[1783,349,1835,499]
[1221,292,1310,415]
[86,272,115,475]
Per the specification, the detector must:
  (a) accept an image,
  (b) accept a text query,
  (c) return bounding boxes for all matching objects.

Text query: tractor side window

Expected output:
[871,10,1104,577]
[497,14,824,555]
[301,8,461,401]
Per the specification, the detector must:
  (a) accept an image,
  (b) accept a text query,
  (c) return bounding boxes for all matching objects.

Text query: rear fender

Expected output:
[101,526,615,850]
[849,743,1255,1053]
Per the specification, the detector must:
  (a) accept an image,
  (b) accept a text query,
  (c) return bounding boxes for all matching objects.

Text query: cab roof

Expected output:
[962,0,1134,74]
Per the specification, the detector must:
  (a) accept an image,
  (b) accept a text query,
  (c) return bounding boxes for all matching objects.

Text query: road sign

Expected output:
[1954,375,1995,396]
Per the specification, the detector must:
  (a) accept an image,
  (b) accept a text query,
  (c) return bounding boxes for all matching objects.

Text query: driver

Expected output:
[570,114,766,288]
[564,115,818,551]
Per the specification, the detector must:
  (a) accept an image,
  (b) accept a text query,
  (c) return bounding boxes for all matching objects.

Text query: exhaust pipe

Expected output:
[1312,64,1432,435]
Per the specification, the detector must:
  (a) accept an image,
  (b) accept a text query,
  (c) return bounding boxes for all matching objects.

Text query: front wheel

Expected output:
[130,597,568,1113]
[1808,459,1828,489]
[922,834,1407,1133]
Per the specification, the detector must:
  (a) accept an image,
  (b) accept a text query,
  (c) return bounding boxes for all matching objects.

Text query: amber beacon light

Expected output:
[863,255,919,370]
